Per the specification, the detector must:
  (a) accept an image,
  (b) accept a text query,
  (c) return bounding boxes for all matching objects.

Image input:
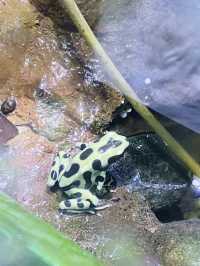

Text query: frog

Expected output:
[47,131,129,214]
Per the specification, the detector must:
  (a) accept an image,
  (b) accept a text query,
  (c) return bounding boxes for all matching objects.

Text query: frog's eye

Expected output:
[98,138,122,153]
[51,170,58,180]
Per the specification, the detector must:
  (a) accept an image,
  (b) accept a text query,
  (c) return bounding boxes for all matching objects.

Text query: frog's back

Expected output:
[75,131,129,173]
[58,131,129,188]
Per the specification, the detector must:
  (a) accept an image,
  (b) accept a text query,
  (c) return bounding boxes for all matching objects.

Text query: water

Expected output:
[93,0,200,133]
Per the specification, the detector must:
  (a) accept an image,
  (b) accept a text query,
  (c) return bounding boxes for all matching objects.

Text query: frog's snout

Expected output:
[46,183,59,193]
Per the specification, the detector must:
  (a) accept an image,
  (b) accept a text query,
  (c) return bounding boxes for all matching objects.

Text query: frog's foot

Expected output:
[92,173,116,198]
[94,172,116,192]
[94,203,112,210]
[104,174,117,190]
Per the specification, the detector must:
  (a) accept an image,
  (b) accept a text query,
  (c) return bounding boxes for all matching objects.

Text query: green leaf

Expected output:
[0,192,103,266]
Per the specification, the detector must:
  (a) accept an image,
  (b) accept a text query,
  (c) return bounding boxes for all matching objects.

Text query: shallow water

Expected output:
[94,0,200,133]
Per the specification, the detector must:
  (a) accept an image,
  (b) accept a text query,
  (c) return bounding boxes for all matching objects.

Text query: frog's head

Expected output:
[95,131,129,164]
[47,151,70,188]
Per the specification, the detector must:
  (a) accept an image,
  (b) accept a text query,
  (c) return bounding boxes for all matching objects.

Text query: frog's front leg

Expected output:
[93,173,116,210]
[95,172,106,191]
[47,151,70,187]
[104,173,117,190]
[59,188,99,213]
[94,172,116,196]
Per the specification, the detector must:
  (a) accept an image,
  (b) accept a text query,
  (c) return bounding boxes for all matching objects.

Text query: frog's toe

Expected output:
[104,174,117,190]
[94,203,112,210]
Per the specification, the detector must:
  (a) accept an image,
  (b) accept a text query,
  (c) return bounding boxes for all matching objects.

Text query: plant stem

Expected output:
[59,0,200,177]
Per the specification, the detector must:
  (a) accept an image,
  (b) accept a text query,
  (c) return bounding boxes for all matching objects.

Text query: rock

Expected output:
[107,133,191,211]
[0,0,123,142]
[0,113,18,144]
[93,0,200,133]
[1,96,17,115]
[0,0,38,98]
[85,188,160,265]
[109,108,176,137]
[2,127,55,202]
[179,189,200,220]
[151,219,200,266]
[0,127,161,265]
[32,0,104,28]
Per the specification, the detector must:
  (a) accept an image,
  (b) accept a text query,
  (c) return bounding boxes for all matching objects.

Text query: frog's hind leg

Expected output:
[59,198,96,214]
[59,188,98,213]
[59,188,107,214]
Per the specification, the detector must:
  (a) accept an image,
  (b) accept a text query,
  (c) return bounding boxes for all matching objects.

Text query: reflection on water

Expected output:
[94,0,200,133]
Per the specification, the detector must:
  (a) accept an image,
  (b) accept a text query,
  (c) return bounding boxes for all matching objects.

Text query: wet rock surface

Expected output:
[151,219,200,266]
[0,0,123,142]
[108,133,191,211]
[31,0,104,29]
[0,123,161,265]
[2,124,200,266]
[1,96,17,115]
[94,0,200,133]
[0,114,18,144]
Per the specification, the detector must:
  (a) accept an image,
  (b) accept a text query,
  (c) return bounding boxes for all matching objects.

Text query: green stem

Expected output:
[59,0,200,177]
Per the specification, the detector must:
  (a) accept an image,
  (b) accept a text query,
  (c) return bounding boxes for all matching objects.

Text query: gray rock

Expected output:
[108,133,191,210]
[0,113,18,144]
[152,219,200,266]
[94,0,200,133]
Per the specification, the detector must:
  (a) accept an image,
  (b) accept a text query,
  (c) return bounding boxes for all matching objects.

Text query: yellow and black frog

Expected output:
[47,131,129,214]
